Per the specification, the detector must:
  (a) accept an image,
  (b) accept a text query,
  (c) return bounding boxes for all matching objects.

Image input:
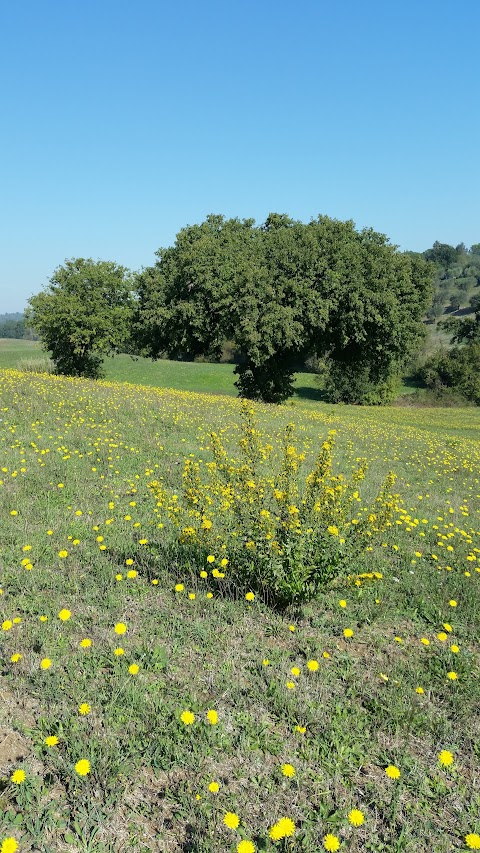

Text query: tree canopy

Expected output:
[26,258,135,378]
[134,214,434,403]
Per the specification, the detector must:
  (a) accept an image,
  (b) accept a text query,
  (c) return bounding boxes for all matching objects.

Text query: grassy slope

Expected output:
[0,368,479,852]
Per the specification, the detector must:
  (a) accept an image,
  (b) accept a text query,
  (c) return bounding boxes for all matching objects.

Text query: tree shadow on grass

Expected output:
[292,385,327,402]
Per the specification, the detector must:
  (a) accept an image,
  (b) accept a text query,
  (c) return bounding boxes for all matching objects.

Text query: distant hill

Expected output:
[0,312,24,323]
[420,242,480,351]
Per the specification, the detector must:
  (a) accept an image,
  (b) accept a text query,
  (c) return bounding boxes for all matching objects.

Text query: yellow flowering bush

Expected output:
[149,402,398,604]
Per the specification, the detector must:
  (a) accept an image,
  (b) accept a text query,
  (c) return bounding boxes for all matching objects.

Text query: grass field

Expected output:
[0,339,423,402]
[0,363,479,852]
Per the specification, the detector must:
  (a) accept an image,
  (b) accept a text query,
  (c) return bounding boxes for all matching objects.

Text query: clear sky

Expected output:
[0,0,478,313]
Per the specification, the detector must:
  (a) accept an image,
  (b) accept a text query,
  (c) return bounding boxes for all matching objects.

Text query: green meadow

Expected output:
[0,359,479,852]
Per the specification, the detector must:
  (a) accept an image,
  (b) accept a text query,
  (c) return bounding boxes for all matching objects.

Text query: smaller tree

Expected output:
[26,258,135,378]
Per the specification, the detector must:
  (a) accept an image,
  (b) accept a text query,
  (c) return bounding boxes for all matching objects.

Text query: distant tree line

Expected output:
[423,242,480,323]
[0,313,38,339]
[25,213,436,405]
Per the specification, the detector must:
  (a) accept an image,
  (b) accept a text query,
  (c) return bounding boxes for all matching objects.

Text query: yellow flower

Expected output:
[327,525,339,536]
[116,574,123,581]
[200,570,208,579]
[180,710,195,725]
[286,681,295,690]
[290,666,300,676]
[415,686,424,695]
[438,750,454,767]
[323,834,340,851]
[2,620,13,631]
[208,781,220,792]
[437,632,447,642]
[114,622,127,634]
[449,599,457,607]
[79,703,91,715]
[466,834,480,850]
[237,841,255,853]
[10,654,22,663]
[206,709,218,725]
[223,811,240,829]
[175,583,184,592]
[58,550,68,558]
[114,647,125,656]
[206,555,215,563]
[269,818,296,840]
[322,651,331,659]
[348,808,365,826]
[11,769,26,784]
[420,637,430,645]
[307,659,319,671]
[339,599,347,608]
[245,591,255,601]
[262,658,270,666]
[75,759,91,776]
[295,725,306,733]
[343,628,354,638]
[1,838,19,853]
[40,658,52,670]
[127,570,138,579]
[288,624,295,632]
[385,764,401,779]
[450,644,459,653]
[281,763,295,777]
[45,735,59,746]
[79,638,92,648]
[125,558,134,565]
[447,671,458,680]
[128,663,140,675]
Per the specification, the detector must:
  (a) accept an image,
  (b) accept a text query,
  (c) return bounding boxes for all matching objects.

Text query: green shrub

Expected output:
[149,403,398,605]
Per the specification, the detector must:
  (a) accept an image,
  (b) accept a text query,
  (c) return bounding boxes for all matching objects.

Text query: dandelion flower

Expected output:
[447,671,458,680]
[175,583,184,592]
[208,781,220,792]
[58,550,68,558]
[385,764,401,779]
[286,681,295,690]
[206,555,215,563]
[420,637,430,645]
[438,750,454,766]
[450,644,459,653]
[269,817,296,840]
[1,838,19,853]
[339,599,347,607]
[200,570,208,579]
[290,666,300,676]
[114,647,125,656]
[223,812,240,829]
[449,600,457,607]
[10,653,22,663]
[466,834,480,850]
[237,842,255,853]
[415,686,424,694]
[206,709,218,724]
[180,710,195,725]
[79,703,91,715]
[295,725,306,733]
[114,622,127,635]
[79,638,92,648]
[128,663,140,675]
[348,808,365,826]
[40,658,52,670]
[127,570,138,579]
[2,620,13,631]
[45,736,59,747]
[245,592,255,601]
[323,834,341,851]
[75,759,91,776]
[307,659,319,671]
[11,769,26,784]
[343,628,354,638]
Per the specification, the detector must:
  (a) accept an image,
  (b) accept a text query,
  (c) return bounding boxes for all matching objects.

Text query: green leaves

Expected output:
[26,258,135,379]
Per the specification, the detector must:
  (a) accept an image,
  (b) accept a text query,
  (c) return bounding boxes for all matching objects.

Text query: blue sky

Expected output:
[0,0,478,313]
